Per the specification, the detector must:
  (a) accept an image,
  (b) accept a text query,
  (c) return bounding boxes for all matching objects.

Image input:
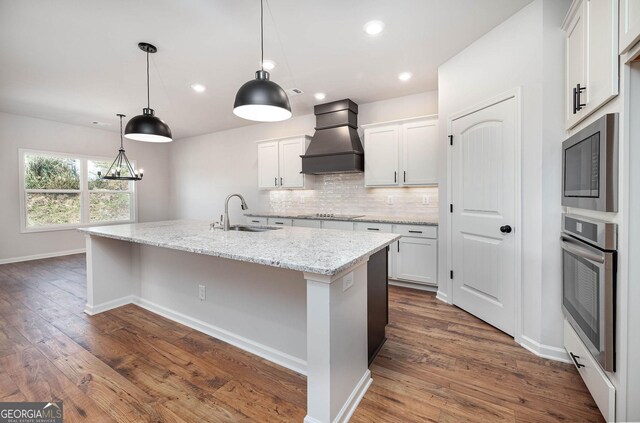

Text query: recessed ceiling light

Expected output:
[363,20,385,36]
[314,92,326,101]
[262,60,276,70]
[398,72,413,81]
[190,83,207,93]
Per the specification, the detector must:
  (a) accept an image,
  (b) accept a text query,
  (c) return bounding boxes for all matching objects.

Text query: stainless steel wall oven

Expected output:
[561,214,616,371]
[562,113,618,212]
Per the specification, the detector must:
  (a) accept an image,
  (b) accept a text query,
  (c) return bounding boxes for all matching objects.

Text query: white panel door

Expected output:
[565,2,587,128]
[364,125,399,186]
[395,237,437,285]
[451,96,517,336]
[401,119,438,185]
[279,137,305,188]
[620,0,640,53]
[257,141,279,189]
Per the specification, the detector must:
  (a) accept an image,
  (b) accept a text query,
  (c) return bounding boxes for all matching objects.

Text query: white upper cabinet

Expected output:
[402,119,438,185]
[363,116,438,188]
[620,0,640,54]
[257,136,310,190]
[257,141,280,189]
[563,0,619,129]
[363,125,399,186]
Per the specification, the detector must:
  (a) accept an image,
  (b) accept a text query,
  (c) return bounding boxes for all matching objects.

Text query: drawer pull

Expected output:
[569,352,585,368]
[251,220,260,223]
[408,230,423,234]
[275,222,284,225]
[367,228,380,231]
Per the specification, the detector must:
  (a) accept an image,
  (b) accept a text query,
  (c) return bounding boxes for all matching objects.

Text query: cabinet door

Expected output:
[585,0,618,115]
[257,141,280,189]
[620,0,640,54]
[279,137,306,188]
[565,1,587,128]
[364,125,399,187]
[292,219,321,228]
[321,220,354,231]
[395,237,437,285]
[401,119,438,186]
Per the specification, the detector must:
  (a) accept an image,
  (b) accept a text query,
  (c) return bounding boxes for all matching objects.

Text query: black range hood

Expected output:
[301,99,364,174]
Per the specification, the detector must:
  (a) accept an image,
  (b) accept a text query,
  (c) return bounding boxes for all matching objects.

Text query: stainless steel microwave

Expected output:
[562,113,618,212]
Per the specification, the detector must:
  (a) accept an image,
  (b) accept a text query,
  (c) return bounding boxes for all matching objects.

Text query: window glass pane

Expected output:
[88,160,130,191]
[24,154,80,190]
[89,192,131,222]
[26,193,81,227]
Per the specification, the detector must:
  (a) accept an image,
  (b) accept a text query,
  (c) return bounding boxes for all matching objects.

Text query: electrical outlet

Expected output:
[343,272,354,292]
[386,195,394,205]
[198,284,206,301]
[422,195,430,205]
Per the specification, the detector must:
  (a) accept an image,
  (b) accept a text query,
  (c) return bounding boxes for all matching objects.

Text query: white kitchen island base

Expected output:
[81,221,397,423]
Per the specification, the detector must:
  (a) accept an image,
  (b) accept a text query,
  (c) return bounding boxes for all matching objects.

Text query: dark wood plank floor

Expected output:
[0,254,603,422]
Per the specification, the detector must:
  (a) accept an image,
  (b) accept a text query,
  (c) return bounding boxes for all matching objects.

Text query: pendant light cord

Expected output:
[260,0,264,71]
[146,51,150,109]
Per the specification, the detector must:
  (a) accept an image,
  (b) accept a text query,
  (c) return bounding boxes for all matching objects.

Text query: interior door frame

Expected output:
[445,87,523,343]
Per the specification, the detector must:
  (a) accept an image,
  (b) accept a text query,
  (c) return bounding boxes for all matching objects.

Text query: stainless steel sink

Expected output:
[230,225,282,232]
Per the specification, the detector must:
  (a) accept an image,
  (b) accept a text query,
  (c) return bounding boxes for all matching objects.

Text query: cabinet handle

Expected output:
[572,87,578,114]
[251,220,260,223]
[275,222,284,225]
[409,230,422,234]
[404,171,406,183]
[394,171,397,183]
[397,241,400,253]
[280,177,283,186]
[569,352,585,368]
[274,177,278,187]
[367,228,380,231]
[576,84,586,111]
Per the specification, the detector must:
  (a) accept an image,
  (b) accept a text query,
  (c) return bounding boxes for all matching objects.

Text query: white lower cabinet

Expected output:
[292,219,321,228]
[246,217,268,225]
[267,218,292,226]
[390,237,437,286]
[564,320,615,422]
[321,220,354,231]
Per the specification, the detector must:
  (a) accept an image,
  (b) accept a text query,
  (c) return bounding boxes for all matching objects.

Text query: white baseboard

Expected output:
[304,370,372,423]
[518,334,570,363]
[0,248,85,265]
[84,295,134,315]
[133,296,308,376]
[389,280,437,293]
[436,290,451,304]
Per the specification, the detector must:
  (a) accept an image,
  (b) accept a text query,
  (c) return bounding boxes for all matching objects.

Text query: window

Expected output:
[20,150,136,232]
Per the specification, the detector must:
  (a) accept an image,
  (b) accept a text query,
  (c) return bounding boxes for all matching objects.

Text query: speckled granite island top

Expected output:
[79,220,399,276]
[245,212,439,226]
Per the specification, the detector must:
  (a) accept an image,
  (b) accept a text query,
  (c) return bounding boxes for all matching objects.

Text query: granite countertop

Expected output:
[245,212,438,226]
[79,220,399,276]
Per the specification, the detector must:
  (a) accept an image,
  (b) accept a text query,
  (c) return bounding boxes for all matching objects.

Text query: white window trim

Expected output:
[19,148,138,233]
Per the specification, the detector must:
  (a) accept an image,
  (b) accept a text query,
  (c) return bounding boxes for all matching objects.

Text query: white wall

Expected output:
[0,112,172,262]
[437,0,570,358]
[170,92,438,224]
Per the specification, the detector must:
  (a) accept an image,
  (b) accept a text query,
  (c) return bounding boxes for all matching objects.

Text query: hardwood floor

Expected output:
[0,254,603,422]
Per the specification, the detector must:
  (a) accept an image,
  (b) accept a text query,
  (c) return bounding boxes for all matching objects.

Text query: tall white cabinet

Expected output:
[563,0,619,129]
[363,116,438,187]
[257,135,311,189]
[620,0,640,54]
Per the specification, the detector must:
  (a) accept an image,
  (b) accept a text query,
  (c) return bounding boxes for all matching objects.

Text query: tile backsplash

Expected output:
[264,173,439,216]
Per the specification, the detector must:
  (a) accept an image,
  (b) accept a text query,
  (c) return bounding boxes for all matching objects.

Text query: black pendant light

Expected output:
[233,0,292,122]
[99,114,144,181]
[125,42,172,143]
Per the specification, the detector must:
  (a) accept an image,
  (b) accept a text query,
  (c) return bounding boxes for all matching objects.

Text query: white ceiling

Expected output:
[0,0,532,139]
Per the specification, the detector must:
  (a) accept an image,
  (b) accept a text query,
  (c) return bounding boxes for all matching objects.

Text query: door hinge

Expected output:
[450,270,454,279]
[450,204,453,213]
[449,135,453,146]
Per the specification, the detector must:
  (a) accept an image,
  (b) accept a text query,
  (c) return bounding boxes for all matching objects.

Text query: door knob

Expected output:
[500,225,512,234]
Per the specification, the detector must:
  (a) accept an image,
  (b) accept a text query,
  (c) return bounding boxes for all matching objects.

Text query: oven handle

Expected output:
[560,235,605,264]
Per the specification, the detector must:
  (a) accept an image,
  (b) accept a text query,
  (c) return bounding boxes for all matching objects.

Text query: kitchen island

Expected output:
[79,220,399,423]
